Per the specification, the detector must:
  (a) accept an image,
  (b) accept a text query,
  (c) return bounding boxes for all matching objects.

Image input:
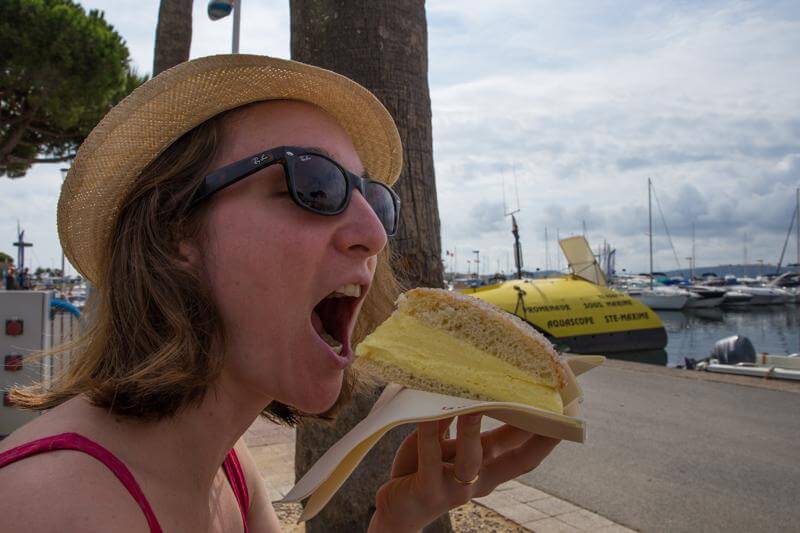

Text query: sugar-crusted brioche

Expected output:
[354,288,567,413]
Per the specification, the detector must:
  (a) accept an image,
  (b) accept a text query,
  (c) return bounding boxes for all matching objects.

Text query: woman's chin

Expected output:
[288,381,343,415]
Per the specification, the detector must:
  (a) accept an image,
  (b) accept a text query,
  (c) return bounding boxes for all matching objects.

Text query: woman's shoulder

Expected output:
[0,436,150,531]
[0,402,150,531]
[0,397,90,451]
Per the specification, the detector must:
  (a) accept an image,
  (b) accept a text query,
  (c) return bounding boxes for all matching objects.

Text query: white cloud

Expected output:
[2,0,799,276]
[430,0,800,273]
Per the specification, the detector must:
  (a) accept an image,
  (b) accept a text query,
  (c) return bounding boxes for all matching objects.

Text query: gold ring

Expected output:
[453,471,480,486]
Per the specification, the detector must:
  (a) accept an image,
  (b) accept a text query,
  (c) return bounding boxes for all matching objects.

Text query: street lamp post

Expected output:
[208,0,241,53]
[60,167,69,291]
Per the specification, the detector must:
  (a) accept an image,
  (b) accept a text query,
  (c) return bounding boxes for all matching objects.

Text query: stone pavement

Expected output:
[244,418,635,532]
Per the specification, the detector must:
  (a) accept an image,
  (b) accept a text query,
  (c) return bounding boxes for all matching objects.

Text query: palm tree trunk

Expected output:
[290,1,450,531]
[291,0,443,290]
[153,0,194,76]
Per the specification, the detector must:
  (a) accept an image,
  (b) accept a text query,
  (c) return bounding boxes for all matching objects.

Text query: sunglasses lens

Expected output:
[293,154,348,212]
[365,181,397,235]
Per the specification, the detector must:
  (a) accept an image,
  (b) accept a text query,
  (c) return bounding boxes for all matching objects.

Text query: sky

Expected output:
[1,0,799,277]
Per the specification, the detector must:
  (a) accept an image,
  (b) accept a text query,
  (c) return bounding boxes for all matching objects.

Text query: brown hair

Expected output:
[11,108,401,425]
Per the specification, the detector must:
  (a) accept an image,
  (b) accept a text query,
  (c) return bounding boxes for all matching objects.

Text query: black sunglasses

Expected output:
[190,146,401,236]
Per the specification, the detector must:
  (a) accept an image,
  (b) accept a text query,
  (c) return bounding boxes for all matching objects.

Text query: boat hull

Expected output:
[729,285,788,305]
[631,293,688,310]
[721,291,752,306]
[549,327,667,354]
[685,296,725,308]
[462,276,667,354]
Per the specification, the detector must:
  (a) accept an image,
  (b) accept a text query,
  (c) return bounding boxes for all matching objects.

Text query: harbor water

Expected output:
[608,306,800,367]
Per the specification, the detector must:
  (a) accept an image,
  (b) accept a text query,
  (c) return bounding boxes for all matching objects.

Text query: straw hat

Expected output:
[57,54,403,286]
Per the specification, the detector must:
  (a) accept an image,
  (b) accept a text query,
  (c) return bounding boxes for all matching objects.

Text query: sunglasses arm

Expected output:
[191,148,286,205]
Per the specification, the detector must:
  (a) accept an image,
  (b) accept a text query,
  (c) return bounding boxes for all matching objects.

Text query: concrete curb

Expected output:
[245,420,635,532]
[474,480,635,532]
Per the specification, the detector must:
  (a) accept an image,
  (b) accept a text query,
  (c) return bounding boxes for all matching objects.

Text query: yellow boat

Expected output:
[460,237,666,354]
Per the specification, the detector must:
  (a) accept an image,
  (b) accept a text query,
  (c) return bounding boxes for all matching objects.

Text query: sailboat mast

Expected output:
[648,178,653,289]
[796,188,799,267]
[689,222,697,281]
[556,228,561,272]
[545,226,550,272]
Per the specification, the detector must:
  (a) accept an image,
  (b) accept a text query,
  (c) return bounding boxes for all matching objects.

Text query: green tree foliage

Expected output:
[0,0,148,177]
[0,251,13,264]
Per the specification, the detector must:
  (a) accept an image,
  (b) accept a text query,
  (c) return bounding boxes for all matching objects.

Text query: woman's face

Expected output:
[197,100,388,414]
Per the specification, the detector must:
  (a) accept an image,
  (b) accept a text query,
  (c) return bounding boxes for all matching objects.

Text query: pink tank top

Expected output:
[0,432,250,532]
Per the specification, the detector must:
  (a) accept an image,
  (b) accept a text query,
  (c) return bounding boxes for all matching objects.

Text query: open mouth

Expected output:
[311,283,363,365]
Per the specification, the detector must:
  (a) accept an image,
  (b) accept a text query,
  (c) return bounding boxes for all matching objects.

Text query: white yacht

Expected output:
[768,272,800,303]
[728,283,790,305]
[720,290,753,306]
[685,286,726,308]
[623,284,690,310]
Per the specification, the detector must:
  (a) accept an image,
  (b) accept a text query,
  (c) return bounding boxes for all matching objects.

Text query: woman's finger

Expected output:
[391,429,419,478]
[481,424,537,459]
[440,423,531,462]
[477,434,560,492]
[416,421,444,482]
[453,414,483,485]
[393,418,454,478]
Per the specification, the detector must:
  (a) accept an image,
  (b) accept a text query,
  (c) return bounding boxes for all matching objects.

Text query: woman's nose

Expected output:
[333,190,388,257]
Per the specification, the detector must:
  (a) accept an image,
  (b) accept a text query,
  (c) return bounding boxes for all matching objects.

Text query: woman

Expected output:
[0,55,558,531]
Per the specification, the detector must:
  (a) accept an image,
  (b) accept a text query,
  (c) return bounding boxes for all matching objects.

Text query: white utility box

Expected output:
[1,291,78,437]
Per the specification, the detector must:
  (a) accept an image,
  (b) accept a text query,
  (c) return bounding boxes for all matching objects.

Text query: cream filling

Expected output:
[356,313,563,413]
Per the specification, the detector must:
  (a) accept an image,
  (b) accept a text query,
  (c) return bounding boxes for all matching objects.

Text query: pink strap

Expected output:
[0,432,250,532]
[222,448,250,532]
[0,432,163,532]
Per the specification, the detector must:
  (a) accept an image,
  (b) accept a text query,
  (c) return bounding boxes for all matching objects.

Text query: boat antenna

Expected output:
[651,182,682,272]
[691,222,696,280]
[743,232,749,274]
[504,163,522,279]
[648,178,653,288]
[556,228,562,272]
[545,226,550,273]
[511,214,523,279]
[776,189,799,274]
[502,169,508,216]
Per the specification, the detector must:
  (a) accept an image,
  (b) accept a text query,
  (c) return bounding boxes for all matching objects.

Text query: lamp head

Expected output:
[208,0,234,20]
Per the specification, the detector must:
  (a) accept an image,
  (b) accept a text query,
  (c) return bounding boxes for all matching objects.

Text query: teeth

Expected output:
[320,332,342,353]
[326,283,361,299]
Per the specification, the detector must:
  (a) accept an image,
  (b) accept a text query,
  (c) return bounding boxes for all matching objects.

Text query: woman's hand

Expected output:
[368,414,560,532]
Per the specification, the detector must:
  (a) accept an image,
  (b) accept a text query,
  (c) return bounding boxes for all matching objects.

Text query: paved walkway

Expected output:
[521,362,800,532]
[244,419,634,532]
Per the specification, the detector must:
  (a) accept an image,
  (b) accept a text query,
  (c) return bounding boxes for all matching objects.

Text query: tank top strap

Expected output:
[222,447,250,532]
[0,432,163,532]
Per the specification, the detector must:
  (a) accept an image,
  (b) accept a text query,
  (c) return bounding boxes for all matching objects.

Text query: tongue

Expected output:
[311,310,325,336]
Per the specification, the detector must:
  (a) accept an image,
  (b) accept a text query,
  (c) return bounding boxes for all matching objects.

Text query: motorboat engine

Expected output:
[709,335,756,364]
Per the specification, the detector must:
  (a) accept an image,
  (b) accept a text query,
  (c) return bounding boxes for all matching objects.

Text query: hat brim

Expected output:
[57,54,403,285]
